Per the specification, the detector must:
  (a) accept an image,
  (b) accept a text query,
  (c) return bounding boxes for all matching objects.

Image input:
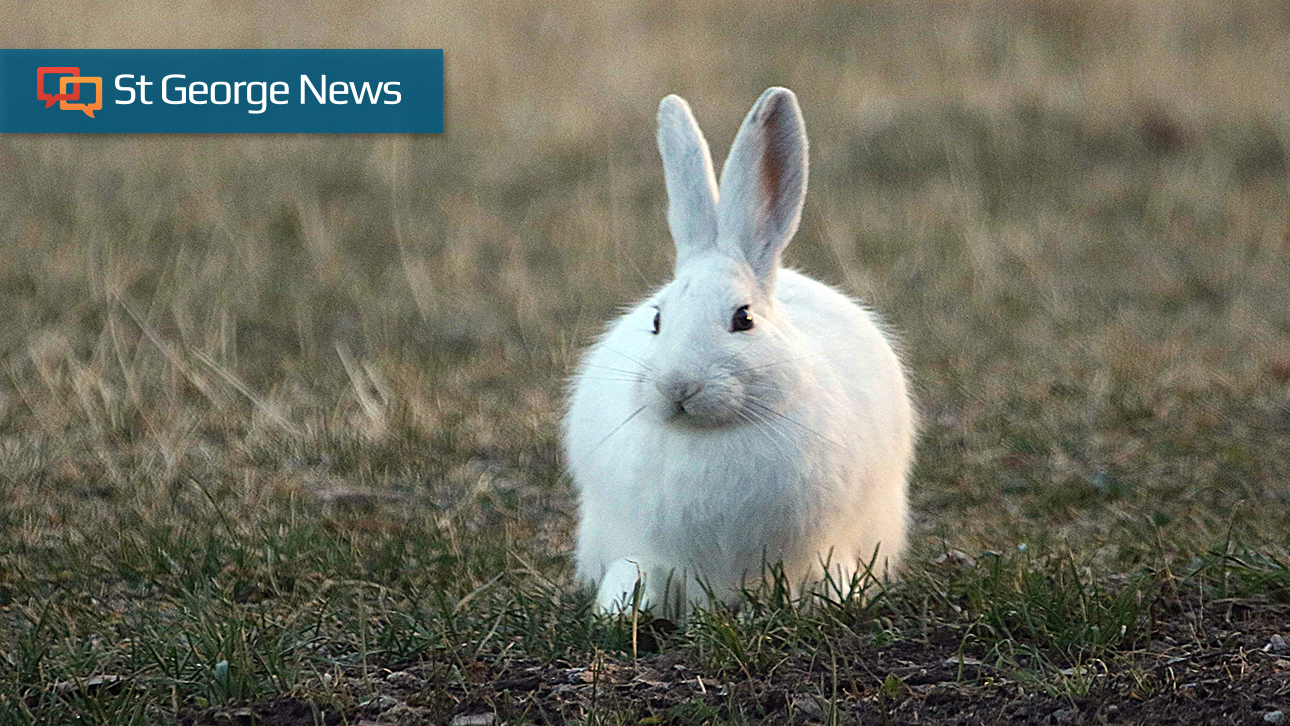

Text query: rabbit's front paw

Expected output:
[596,557,651,614]
[596,557,691,619]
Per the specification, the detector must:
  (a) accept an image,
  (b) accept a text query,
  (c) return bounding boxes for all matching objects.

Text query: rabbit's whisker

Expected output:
[556,404,650,491]
[745,399,842,449]
[732,409,790,463]
[729,353,822,376]
[584,404,648,459]
[602,345,655,373]
[735,406,799,461]
[748,402,807,451]
[581,362,648,380]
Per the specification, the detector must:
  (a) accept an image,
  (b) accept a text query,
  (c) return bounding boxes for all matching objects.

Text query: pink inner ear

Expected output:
[759,102,785,206]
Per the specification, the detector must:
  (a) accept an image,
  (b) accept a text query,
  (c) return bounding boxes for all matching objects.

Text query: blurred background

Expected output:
[2,0,1289,570]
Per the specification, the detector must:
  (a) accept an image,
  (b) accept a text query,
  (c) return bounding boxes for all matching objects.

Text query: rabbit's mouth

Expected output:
[669,400,721,424]
[667,407,731,429]
[658,392,743,429]
[653,372,725,426]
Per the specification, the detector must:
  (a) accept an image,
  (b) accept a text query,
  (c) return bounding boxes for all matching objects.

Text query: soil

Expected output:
[181,596,1290,726]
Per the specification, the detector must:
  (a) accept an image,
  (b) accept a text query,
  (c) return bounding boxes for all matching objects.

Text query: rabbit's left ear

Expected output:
[716,87,808,289]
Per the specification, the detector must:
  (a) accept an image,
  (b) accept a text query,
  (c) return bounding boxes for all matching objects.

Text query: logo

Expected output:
[6,51,442,133]
[37,66,103,118]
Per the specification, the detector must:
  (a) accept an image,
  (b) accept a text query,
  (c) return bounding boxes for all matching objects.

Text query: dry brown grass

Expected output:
[2,0,1289,594]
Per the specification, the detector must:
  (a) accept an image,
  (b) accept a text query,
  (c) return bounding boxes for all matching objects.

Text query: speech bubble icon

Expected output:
[37,66,81,107]
[59,76,102,118]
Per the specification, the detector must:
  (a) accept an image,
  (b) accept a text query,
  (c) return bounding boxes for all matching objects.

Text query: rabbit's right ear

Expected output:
[657,95,720,266]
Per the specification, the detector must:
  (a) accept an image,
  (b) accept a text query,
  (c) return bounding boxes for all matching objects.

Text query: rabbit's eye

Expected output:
[652,309,660,335]
[731,305,754,332]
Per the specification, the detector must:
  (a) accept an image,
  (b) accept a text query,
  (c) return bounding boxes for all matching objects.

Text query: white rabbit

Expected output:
[564,87,916,617]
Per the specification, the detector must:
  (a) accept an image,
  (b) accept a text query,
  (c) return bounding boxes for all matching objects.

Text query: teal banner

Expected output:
[1,49,443,133]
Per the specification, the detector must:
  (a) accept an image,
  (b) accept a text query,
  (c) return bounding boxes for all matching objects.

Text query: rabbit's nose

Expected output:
[656,374,704,406]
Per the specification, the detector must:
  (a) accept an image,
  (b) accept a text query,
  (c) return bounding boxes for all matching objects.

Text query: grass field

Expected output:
[2,1,1290,723]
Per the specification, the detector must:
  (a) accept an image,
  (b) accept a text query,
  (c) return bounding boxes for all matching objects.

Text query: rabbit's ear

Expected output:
[715,87,808,289]
[658,95,720,266]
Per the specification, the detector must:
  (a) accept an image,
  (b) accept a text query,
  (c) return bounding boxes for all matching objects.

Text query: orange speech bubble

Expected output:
[37,66,81,107]
[59,76,102,118]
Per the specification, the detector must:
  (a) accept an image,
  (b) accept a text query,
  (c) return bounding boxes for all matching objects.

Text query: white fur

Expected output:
[564,88,916,617]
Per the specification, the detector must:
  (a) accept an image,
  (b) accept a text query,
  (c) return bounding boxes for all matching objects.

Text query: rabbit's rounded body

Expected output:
[565,88,916,614]
[569,268,913,609]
